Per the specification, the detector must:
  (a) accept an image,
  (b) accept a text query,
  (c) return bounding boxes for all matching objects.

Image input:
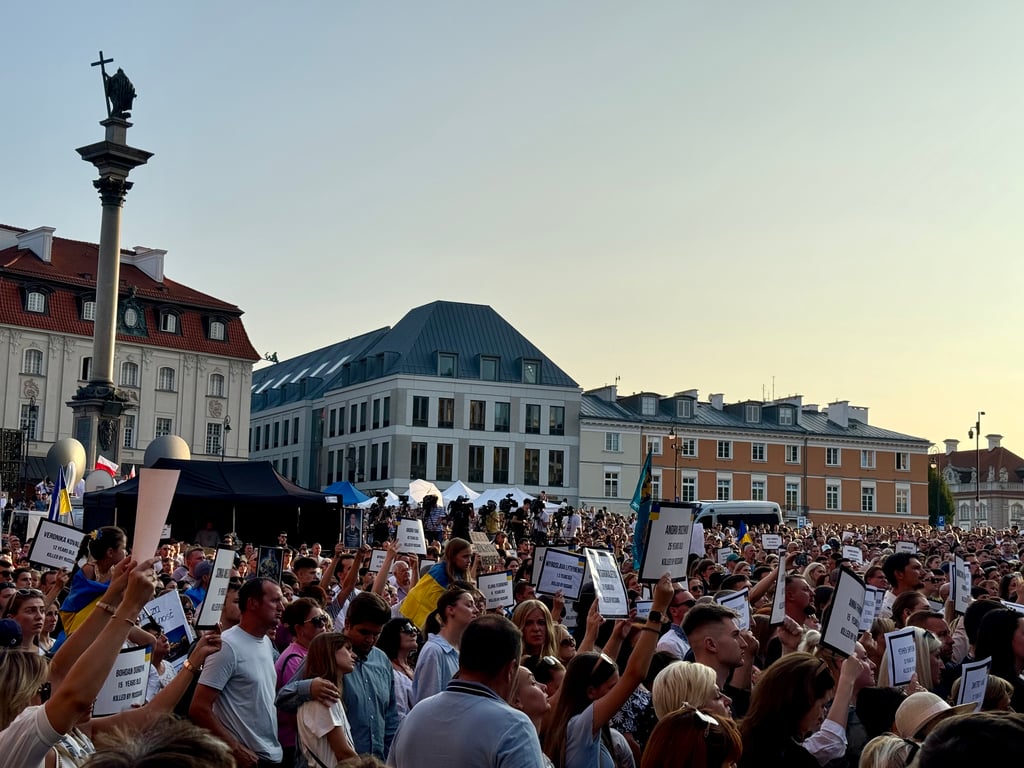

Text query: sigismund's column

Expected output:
[68,52,153,471]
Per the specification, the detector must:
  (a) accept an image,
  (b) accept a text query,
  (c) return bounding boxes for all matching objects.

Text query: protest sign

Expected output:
[690,523,706,558]
[140,588,196,668]
[638,505,692,583]
[396,518,427,555]
[634,600,653,621]
[257,547,284,582]
[717,547,733,566]
[132,468,180,561]
[842,545,864,565]
[895,541,917,554]
[478,571,515,610]
[762,534,782,550]
[93,646,150,716]
[26,519,86,571]
[859,587,885,631]
[369,549,388,573]
[821,568,866,657]
[470,532,503,568]
[419,559,437,576]
[342,510,364,548]
[161,524,172,539]
[531,547,547,584]
[1000,600,1024,615]
[562,598,578,630]
[194,548,237,631]
[956,657,991,712]
[536,548,586,600]
[770,563,788,625]
[716,588,750,631]
[842,531,854,542]
[885,627,918,686]
[586,547,630,618]
[952,555,971,615]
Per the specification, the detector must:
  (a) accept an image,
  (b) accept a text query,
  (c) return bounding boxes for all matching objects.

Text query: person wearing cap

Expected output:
[724,553,743,572]
[184,559,215,609]
[894,692,975,742]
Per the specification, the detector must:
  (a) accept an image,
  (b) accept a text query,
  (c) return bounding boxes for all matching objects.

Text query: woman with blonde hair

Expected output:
[651,661,732,719]
[949,674,1014,711]
[0,649,49,730]
[858,733,917,768]
[876,627,943,692]
[513,599,559,660]
[803,562,828,587]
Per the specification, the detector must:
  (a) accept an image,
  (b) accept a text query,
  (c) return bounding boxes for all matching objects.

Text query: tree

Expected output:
[928,464,955,527]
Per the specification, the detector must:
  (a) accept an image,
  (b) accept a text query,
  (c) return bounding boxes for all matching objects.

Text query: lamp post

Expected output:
[929,455,938,525]
[968,411,985,526]
[668,427,681,502]
[220,416,231,462]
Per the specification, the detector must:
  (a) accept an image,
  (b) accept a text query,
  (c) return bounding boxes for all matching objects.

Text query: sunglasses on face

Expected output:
[302,615,329,628]
[401,624,419,636]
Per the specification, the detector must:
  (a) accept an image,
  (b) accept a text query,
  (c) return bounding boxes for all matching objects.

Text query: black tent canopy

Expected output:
[83,459,340,548]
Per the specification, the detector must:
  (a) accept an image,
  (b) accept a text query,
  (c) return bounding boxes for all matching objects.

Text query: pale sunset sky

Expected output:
[3,3,1022,453]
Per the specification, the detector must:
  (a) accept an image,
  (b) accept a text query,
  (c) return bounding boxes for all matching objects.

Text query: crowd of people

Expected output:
[2,495,1024,767]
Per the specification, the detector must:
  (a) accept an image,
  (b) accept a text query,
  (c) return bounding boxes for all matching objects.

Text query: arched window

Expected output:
[958,502,971,521]
[208,373,225,397]
[120,361,139,387]
[23,349,43,375]
[209,320,226,341]
[1012,503,1024,522]
[157,366,176,391]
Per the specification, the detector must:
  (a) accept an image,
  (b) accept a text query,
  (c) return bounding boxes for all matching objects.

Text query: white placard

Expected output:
[762,534,782,550]
[956,657,991,712]
[140,588,196,670]
[369,549,388,573]
[133,468,180,560]
[953,555,971,615]
[859,587,886,631]
[561,598,578,630]
[1001,600,1024,615]
[419,559,436,576]
[194,548,237,630]
[842,545,864,565]
[536,549,587,601]
[26,519,87,571]
[638,506,692,583]
[396,518,427,555]
[634,600,652,621]
[821,568,866,657]
[895,541,917,554]
[586,547,630,618]
[478,571,515,610]
[716,588,751,631]
[531,546,547,585]
[885,627,918,686]
[93,646,150,716]
[842,531,854,542]
[770,564,788,625]
[717,547,733,565]
[690,523,706,558]
[161,524,172,539]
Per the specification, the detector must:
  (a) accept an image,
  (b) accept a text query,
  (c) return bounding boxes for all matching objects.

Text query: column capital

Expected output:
[93,175,134,207]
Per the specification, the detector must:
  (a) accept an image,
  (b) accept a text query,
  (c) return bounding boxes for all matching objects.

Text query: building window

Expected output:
[282,420,290,446]
[745,404,761,423]
[677,400,693,418]
[155,417,173,438]
[254,425,261,452]
[328,410,337,438]
[646,436,662,456]
[717,477,731,501]
[680,438,696,457]
[785,481,800,512]
[480,356,499,381]
[522,360,540,384]
[410,442,427,480]
[262,425,269,451]
[382,397,390,427]
[468,445,485,483]
[26,291,46,313]
[206,422,223,454]
[157,367,176,391]
[292,417,299,443]
[380,442,390,480]
[548,450,564,487]
[525,404,541,434]
[208,373,225,397]
[549,406,565,437]
[372,399,381,430]
[651,472,661,502]
[861,485,875,513]
[273,422,280,448]
[826,483,840,511]
[209,320,226,341]
[80,356,93,381]
[861,450,876,469]
[122,415,135,448]
[82,300,96,321]
[895,487,910,515]
[958,502,971,522]
[641,396,657,416]
[493,447,509,484]
[120,361,139,387]
[23,349,43,375]
[785,445,800,464]
[469,400,486,431]
[681,475,696,502]
[751,443,766,462]
[524,449,540,486]
[159,311,177,333]
[826,447,840,466]
[412,396,429,428]
[779,407,794,426]
[349,405,358,433]
[282,457,289,478]
[605,432,621,452]
[437,398,454,429]
[436,443,453,482]
[1011,503,1024,523]
[20,403,39,440]
[494,402,511,433]
[604,472,620,498]
[438,353,457,378]
[359,402,367,432]
[895,452,909,471]
[370,443,379,481]
[751,479,765,501]
[717,440,732,460]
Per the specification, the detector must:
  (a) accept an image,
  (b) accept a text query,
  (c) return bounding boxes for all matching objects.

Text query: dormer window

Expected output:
[438,353,457,377]
[159,310,179,334]
[26,291,46,314]
[779,407,794,426]
[745,404,761,423]
[641,396,657,416]
[209,319,226,341]
[522,359,540,384]
[82,300,96,321]
[677,400,693,418]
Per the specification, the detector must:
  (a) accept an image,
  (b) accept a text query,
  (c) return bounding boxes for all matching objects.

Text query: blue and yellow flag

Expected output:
[47,467,73,522]
[737,521,753,547]
[400,562,451,630]
[631,450,654,565]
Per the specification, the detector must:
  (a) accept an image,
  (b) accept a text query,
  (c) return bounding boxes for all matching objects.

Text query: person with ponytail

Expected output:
[412,587,479,705]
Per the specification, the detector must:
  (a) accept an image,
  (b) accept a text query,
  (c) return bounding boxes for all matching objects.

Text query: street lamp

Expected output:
[967,411,985,525]
[668,427,682,502]
[220,416,231,462]
[929,455,938,525]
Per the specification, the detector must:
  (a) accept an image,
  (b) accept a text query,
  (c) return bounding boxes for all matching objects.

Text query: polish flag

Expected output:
[95,456,119,477]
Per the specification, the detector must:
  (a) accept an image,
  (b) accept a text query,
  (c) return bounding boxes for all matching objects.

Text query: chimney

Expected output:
[827,401,849,429]
[709,393,724,411]
[586,385,617,403]
[944,439,959,454]
[986,434,1002,450]
[16,226,56,263]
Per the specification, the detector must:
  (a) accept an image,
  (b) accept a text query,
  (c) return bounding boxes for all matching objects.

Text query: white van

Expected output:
[688,500,783,529]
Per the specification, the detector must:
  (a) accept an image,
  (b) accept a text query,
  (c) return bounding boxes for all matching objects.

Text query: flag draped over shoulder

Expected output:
[631,450,654,566]
[47,467,73,522]
[58,568,108,638]
[400,562,451,629]
[738,521,753,547]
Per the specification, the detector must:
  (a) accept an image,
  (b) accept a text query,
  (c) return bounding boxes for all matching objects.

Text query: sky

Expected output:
[3,3,1022,453]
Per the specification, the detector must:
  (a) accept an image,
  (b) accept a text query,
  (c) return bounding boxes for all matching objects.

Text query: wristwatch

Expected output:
[647,610,664,624]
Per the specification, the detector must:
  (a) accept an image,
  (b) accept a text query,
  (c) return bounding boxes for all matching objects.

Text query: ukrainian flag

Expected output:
[47,467,73,522]
[400,562,451,629]
[631,450,654,566]
[738,521,753,547]
[58,569,109,638]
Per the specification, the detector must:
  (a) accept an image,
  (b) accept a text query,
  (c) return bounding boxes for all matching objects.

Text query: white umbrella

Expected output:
[407,479,444,505]
[357,489,403,508]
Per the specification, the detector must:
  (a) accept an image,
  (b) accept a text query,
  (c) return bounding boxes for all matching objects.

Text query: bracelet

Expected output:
[638,626,660,634]
[95,600,116,615]
[183,659,203,675]
[111,613,136,627]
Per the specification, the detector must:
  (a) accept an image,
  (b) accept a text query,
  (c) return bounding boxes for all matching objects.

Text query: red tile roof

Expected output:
[0,227,259,361]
